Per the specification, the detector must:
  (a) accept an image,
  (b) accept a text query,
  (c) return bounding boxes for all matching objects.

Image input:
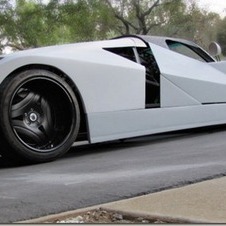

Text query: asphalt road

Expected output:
[1,127,226,223]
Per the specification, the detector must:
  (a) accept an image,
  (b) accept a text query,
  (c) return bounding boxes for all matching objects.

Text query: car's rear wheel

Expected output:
[0,69,80,163]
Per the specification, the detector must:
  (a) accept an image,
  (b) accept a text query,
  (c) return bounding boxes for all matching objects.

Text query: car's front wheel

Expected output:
[0,69,80,163]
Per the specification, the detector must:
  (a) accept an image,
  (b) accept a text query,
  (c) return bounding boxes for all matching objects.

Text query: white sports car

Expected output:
[0,35,225,163]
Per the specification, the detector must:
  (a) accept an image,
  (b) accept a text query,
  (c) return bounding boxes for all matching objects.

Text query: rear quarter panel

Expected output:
[0,44,145,113]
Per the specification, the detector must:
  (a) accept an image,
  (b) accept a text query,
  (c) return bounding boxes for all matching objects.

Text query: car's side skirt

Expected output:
[87,104,226,143]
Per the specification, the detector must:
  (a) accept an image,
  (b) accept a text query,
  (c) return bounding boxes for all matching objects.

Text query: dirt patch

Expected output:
[50,208,171,224]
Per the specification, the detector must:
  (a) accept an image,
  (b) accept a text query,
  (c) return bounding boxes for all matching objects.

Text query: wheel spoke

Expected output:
[12,119,49,146]
[11,90,40,119]
[11,88,56,148]
[40,97,54,139]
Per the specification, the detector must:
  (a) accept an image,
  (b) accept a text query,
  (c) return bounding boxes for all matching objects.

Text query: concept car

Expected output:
[0,35,225,163]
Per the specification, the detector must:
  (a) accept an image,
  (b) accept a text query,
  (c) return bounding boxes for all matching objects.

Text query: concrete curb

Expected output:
[101,207,207,224]
[17,205,207,224]
[17,177,226,224]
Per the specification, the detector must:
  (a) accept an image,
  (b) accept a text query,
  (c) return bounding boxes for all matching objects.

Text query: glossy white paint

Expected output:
[209,61,226,74]
[161,75,201,107]
[0,38,146,113]
[150,43,226,104]
[1,36,226,145]
[88,104,226,143]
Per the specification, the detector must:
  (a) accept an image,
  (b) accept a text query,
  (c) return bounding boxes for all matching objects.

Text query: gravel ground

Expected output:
[49,208,169,224]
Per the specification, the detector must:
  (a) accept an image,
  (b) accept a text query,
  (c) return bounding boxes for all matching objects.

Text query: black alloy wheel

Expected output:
[0,69,80,163]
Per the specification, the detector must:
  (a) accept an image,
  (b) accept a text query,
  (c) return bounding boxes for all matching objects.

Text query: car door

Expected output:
[148,42,226,107]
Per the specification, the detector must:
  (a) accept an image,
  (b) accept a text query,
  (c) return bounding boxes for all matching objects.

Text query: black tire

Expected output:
[0,69,80,163]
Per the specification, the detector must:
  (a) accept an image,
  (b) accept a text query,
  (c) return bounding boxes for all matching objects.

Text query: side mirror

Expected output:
[209,42,222,61]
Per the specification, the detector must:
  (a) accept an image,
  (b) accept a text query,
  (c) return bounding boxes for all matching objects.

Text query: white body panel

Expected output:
[209,61,226,74]
[150,43,226,104]
[0,38,146,113]
[88,104,226,143]
[1,36,226,145]
[86,42,226,143]
[160,76,201,107]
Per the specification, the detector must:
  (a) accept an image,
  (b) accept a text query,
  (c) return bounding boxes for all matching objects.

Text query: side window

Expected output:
[137,47,160,84]
[166,40,214,62]
[137,47,160,108]
[104,47,136,62]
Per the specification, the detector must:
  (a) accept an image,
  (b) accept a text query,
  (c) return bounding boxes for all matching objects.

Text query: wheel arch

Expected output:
[5,64,89,142]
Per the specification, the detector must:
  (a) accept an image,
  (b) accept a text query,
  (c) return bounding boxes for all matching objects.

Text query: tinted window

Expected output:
[166,40,214,62]
[136,47,160,107]
[104,47,136,62]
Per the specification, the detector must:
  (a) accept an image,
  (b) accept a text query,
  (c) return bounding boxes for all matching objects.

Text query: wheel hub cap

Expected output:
[24,109,41,126]
[29,112,38,122]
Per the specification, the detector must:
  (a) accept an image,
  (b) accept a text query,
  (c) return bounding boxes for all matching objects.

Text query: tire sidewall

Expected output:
[0,69,80,163]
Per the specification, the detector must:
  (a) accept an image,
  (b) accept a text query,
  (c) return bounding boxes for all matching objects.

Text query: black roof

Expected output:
[115,34,199,49]
[114,34,215,62]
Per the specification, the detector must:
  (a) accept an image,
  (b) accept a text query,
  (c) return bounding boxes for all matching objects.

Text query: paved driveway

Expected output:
[1,127,226,223]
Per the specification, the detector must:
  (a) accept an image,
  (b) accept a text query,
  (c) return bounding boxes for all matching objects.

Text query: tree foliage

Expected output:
[103,0,222,50]
[0,0,225,54]
[0,0,115,51]
[0,0,64,50]
[104,0,183,35]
